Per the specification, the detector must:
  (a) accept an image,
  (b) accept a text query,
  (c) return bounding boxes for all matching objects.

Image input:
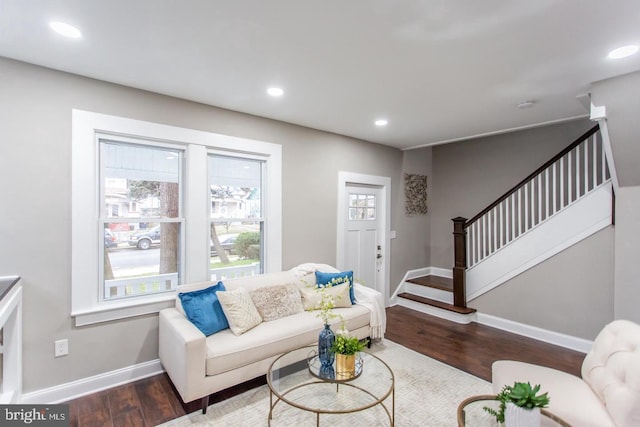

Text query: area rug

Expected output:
[158,340,494,426]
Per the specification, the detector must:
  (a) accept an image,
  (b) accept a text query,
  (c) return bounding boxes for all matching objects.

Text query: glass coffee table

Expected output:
[267,346,395,426]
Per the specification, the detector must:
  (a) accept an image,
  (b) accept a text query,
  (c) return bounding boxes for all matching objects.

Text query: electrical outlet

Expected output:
[55,339,68,357]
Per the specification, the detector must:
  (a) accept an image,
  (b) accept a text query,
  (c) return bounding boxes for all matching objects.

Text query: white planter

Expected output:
[505,402,541,427]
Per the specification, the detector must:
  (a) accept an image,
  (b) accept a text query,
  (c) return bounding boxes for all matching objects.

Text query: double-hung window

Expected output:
[100,140,184,300]
[208,154,265,280]
[72,110,282,326]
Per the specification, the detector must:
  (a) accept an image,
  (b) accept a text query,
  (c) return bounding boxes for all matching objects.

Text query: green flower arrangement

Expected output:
[484,382,550,423]
[330,330,368,355]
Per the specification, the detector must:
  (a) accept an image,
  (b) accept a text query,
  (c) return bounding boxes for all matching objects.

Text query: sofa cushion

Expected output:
[204,304,371,376]
[299,283,352,310]
[315,270,355,304]
[249,283,304,321]
[217,288,263,335]
[178,282,229,336]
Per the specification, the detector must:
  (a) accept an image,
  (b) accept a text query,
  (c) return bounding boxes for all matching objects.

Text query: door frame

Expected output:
[337,171,391,306]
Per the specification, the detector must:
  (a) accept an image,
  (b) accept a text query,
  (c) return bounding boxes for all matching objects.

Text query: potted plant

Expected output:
[330,330,368,379]
[484,382,550,427]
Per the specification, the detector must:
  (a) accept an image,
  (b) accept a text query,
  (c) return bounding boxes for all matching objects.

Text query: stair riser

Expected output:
[396,298,475,324]
[404,283,453,304]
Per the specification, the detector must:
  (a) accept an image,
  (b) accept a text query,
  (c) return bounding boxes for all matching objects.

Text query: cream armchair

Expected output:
[492,320,640,427]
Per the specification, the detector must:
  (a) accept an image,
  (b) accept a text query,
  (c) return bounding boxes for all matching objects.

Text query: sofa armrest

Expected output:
[159,308,207,402]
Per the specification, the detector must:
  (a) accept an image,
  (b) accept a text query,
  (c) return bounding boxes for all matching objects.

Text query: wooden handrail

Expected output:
[464,124,599,228]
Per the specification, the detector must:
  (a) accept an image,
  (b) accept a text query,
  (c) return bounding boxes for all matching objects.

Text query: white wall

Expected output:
[0,57,427,394]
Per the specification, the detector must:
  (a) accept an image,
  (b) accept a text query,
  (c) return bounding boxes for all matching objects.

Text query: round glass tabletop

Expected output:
[267,345,394,422]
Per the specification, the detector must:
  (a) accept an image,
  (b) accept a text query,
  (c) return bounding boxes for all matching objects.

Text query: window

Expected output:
[100,141,183,301]
[208,155,264,280]
[72,110,282,325]
[349,193,376,220]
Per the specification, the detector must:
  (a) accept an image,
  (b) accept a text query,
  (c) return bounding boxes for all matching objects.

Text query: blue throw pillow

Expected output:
[315,271,355,304]
[179,282,229,336]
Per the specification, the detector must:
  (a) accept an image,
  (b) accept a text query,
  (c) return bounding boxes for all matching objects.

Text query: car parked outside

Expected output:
[128,226,161,250]
[104,228,117,249]
[210,234,238,256]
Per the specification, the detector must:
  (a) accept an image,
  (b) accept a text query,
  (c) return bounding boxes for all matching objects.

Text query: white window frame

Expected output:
[72,110,282,326]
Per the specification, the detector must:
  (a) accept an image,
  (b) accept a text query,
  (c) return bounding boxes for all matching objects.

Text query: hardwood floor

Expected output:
[66,306,585,426]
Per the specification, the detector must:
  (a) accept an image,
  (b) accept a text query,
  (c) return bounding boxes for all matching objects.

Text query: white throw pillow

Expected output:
[216,288,262,335]
[299,284,352,311]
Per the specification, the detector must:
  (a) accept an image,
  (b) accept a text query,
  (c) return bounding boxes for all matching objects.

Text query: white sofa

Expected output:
[158,264,385,413]
[492,319,640,427]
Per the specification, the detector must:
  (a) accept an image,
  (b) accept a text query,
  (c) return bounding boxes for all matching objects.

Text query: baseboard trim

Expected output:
[476,313,593,353]
[20,359,164,404]
[428,267,452,279]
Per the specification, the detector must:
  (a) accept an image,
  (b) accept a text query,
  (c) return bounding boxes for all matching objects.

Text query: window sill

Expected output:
[72,293,176,326]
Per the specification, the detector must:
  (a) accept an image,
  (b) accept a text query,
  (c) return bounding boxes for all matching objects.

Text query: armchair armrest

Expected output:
[159,308,207,402]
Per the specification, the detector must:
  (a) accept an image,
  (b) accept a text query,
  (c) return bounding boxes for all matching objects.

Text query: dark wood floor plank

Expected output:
[65,305,585,425]
[134,375,181,425]
[157,373,187,417]
[75,391,113,427]
[107,383,139,415]
[67,398,79,427]
[112,409,146,427]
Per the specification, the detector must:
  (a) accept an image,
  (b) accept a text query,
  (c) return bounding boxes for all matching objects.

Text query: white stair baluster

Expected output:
[568,149,573,204]
[552,162,557,215]
[576,143,581,199]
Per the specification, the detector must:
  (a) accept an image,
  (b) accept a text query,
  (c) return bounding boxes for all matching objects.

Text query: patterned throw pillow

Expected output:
[299,284,352,310]
[249,284,304,322]
[216,288,263,335]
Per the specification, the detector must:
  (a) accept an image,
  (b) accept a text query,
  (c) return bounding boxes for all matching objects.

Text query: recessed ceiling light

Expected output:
[608,44,638,59]
[49,21,82,39]
[375,119,388,126]
[267,87,284,97]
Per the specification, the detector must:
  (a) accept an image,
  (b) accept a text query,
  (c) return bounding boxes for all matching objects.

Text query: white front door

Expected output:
[344,184,384,293]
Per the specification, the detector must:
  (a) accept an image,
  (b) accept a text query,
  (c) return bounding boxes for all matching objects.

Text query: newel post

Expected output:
[452,217,468,308]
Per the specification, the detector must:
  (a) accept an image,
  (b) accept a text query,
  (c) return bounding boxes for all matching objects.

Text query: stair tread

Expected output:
[406,275,453,292]
[398,293,477,314]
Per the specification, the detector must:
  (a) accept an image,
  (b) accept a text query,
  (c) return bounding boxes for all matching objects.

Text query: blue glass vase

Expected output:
[318,324,335,368]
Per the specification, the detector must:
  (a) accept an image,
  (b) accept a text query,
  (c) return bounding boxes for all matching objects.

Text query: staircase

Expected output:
[394,124,613,322]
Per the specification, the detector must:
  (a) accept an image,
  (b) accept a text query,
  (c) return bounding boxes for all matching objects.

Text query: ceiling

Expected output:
[1,1,639,150]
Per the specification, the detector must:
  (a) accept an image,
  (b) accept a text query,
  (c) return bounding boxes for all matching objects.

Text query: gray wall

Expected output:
[390,147,433,296]
[591,71,640,187]
[471,228,614,340]
[592,71,640,324]
[428,119,594,269]
[0,57,422,393]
